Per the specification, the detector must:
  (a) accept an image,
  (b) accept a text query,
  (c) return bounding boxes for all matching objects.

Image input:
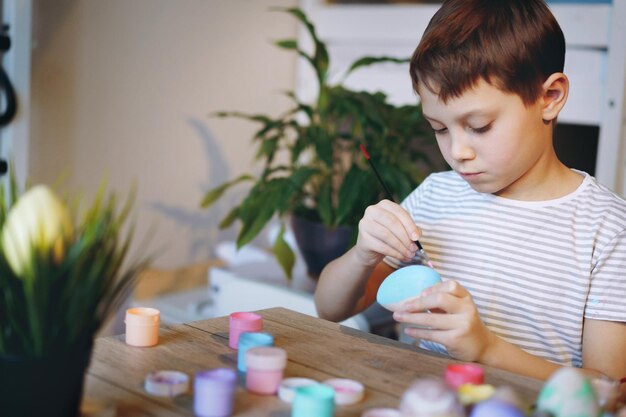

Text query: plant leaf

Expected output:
[272,223,295,279]
[335,165,370,225]
[274,39,298,50]
[200,175,254,208]
[211,111,274,125]
[287,166,318,188]
[283,91,314,119]
[274,7,329,86]
[219,206,239,229]
[256,136,279,162]
[343,56,409,81]
[311,126,333,167]
[316,177,333,226]
[236,180,284,247]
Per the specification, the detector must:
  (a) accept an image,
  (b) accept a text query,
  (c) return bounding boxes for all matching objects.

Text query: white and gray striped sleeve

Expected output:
[586,227,626,322]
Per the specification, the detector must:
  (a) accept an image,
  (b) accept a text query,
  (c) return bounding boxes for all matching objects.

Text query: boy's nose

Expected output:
[449,133,475,161]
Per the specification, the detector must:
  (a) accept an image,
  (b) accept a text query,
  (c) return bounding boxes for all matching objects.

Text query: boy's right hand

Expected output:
[354,199,422,267]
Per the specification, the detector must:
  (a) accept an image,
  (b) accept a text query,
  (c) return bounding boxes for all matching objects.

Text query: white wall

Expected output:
[29,0,298,269]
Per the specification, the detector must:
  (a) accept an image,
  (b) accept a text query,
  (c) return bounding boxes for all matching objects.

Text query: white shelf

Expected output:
[132,266,370,332]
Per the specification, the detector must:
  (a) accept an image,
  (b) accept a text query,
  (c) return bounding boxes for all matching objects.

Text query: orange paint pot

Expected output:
[125,307,160,347]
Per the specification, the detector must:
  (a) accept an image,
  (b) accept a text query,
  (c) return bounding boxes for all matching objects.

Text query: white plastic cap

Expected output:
[323,378,365,405]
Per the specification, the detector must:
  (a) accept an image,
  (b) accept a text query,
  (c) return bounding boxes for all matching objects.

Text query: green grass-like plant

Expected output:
[0,173,150,357]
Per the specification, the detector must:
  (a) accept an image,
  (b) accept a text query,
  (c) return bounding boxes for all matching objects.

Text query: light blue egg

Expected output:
[376,265,442,308]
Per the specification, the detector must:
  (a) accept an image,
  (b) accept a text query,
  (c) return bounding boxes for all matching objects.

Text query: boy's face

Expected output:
[418,78,552,199]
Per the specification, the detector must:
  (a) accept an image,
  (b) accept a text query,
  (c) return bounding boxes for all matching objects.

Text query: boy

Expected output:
[314,0,626,384]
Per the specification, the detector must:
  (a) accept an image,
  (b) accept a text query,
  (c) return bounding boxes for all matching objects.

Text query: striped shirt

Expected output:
[384,170,626,366]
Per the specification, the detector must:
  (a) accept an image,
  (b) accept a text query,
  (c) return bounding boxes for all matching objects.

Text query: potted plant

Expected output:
[201,8,444,279]
[0,173,150,417]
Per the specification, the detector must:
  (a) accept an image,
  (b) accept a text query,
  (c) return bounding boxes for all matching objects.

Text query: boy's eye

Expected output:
[432,127,448,135]
[470,123,492,134]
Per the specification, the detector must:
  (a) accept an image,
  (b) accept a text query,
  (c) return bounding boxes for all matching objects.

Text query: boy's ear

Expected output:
[541,72,569,122]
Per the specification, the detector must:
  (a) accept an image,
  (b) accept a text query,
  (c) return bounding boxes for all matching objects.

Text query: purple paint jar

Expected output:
[245,347,287,395]
[194,368,237,417]
[229,312,263,350]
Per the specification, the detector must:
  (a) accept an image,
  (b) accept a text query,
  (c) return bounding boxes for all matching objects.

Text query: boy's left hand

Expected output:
[393,280,495,362]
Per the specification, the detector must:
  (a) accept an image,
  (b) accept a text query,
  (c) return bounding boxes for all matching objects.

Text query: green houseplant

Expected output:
[201,8,443,279]
[0,173,150,417]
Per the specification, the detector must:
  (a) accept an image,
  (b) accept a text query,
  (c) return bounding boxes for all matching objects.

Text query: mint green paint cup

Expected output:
[292,384,335,417]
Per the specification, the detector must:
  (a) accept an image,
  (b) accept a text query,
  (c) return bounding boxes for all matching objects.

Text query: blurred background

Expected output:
[0,0,623,334]
[6,0,299,270]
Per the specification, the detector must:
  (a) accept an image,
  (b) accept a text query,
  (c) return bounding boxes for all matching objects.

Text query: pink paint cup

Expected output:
[245,346,287,395]
[229,312,263,349]
[444,363,484,389]
[125,307,160,347]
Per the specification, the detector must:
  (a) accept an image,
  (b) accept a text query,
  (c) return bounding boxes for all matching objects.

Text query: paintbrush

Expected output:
[359,143,434,269]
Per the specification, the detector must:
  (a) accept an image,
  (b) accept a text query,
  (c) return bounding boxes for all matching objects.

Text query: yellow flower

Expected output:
[1,185,73,276]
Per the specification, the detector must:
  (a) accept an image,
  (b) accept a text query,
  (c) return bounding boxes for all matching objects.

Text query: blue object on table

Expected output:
[292,384,335,417]
[377,265,442,310]
[237,332,274,373]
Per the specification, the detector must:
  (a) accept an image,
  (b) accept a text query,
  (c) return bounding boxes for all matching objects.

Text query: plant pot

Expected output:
[0,341,93,417]
[291,215,353,280]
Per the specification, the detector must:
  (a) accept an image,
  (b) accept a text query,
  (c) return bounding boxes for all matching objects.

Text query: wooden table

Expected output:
[84,307,543,416]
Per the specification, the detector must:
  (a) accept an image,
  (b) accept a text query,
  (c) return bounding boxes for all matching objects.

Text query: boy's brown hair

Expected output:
[410,0,565,106]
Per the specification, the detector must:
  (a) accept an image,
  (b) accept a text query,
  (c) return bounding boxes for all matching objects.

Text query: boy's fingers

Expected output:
[360,227,412,260]
[379,200,422,241]
[405,327,455,345]
[368,206,418,255]
[396,311,456,330]
[421,280,468,298]
[401,291,460,313]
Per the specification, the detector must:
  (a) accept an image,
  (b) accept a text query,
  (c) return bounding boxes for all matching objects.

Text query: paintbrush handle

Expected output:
[360,143,435,269]
[366,159,394,201]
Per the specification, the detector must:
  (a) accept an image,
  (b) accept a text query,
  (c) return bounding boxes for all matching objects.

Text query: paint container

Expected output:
[194,368,237,417]
[323,378,365,405]
[361,408,402,417]
[125,307,160,347]
[445,363,484,389]
[458,383,495,406]
[591,376,620,412]
[144,370,189,397]
[400,378,464,416]
[278,378,319,403]
[292,384,335,417]
[237,332,274,373]
[229,312,263,349]
[245,346,287,395]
